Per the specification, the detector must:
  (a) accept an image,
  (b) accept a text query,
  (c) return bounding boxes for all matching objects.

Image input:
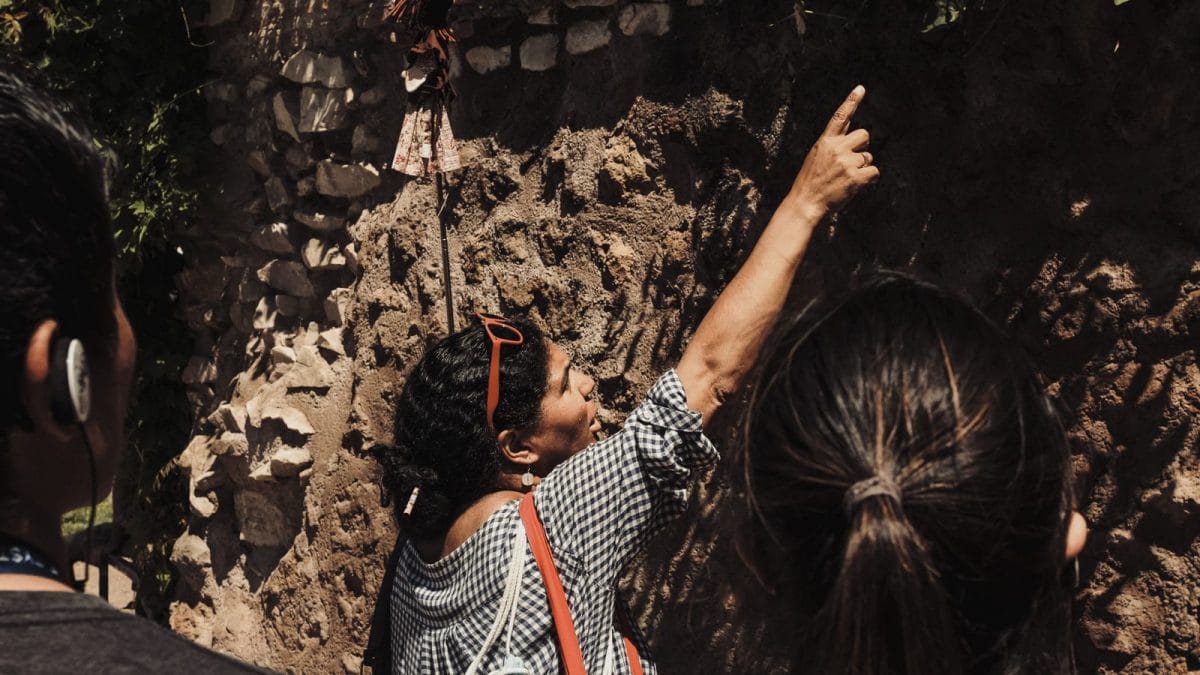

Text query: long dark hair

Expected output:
[370,316,548,539]
[730,272,1075,674]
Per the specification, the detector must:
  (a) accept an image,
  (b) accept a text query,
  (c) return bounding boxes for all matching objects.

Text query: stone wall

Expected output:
[165,0,1200,672]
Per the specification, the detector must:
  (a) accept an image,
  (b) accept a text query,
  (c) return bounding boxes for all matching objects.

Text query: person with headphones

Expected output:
[0,63,263,672]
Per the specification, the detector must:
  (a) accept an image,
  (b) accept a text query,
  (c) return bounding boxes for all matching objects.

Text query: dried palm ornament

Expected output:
[388,0,462,177]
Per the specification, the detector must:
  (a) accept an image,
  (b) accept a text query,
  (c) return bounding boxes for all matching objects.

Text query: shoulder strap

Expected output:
[519,493,644,675]
[362,535,405,674]
[520,493,587,675]
[623,637,643,675]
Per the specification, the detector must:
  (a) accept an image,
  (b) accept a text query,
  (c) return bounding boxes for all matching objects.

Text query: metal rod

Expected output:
[436,172,455,333]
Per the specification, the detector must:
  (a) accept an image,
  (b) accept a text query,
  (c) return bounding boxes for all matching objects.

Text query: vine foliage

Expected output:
[1,0,208,618]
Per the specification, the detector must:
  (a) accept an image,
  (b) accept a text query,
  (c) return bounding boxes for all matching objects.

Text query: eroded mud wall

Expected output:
[168,0,1200,672]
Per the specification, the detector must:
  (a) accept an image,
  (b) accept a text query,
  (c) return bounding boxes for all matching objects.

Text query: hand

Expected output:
[786,85,879,219]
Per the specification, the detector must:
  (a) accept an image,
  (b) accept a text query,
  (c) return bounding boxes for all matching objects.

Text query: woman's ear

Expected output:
[496,428,538,467]
[1065,511,1088,561]
[20,318,71,441]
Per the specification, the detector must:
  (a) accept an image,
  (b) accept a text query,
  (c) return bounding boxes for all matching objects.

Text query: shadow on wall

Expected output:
[431,0,1200,672]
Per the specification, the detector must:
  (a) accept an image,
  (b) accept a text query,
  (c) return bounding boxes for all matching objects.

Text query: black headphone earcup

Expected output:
[50,337,91,426]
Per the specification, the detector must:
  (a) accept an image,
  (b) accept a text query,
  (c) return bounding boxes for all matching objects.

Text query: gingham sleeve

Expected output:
[533,369,718,581]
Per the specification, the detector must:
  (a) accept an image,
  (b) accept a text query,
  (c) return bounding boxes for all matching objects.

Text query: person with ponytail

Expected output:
[366,86,880,674]
[728,273,1089,674]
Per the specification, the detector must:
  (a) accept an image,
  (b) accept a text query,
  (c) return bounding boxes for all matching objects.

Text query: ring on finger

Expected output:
[859,152,872,168]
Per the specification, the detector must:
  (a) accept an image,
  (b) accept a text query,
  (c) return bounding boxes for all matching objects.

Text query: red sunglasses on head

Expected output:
[474,312,525,433]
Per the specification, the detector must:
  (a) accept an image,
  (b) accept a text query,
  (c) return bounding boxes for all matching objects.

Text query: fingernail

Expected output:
[854,85,866,96]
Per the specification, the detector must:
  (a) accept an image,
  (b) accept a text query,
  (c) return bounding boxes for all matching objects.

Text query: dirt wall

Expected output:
[168,0,1200,672]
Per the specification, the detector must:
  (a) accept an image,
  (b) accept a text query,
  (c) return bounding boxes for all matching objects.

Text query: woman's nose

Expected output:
[580,373,596,398]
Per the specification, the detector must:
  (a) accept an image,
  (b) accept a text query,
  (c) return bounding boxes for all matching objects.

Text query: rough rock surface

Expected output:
[166,0,1200,672]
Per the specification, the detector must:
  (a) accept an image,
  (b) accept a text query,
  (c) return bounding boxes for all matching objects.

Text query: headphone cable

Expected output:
[72,423,98,593]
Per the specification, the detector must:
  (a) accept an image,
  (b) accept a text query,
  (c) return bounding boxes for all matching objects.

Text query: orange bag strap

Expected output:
[519,493,643,675]
[520,493,587,675]
[623,635,643,675]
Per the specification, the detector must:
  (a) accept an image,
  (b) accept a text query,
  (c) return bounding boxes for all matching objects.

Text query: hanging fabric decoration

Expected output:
[384,0,462,332]
[388,0,462,177]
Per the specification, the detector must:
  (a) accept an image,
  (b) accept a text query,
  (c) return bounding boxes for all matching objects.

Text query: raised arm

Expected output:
[677,85,879,420]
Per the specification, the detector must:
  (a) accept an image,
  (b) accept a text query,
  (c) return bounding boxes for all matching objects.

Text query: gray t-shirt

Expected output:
[0,591,267,673]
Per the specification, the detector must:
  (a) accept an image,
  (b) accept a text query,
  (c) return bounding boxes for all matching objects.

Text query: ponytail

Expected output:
[728,272,1076,674]
[812,495,964,674]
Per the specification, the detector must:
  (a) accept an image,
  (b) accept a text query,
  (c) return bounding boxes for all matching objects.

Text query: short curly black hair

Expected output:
[371,317,548,539]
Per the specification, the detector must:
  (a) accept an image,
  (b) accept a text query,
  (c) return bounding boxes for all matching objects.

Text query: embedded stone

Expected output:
[465,46,511,74]
[343,242,359,274]
[298,86,350,133]
[272,92,301,142]
[256,400,315,436]
[341,654,363,674]
[564,0,616,6]
[247,74,272,97]
[324,288,352,325]
[250,222,294,254]
[284,144,313,173]
[566,21,612,54]
[352,125,381,155]
[211,432,248,456]
[315,160,382,198]
[520,35,559,72]
[285,362,334,390]
[193,467,223,494]
[317,328,345,356]
[179,435,214,470]
[249,462,275,482]
[257,260,315,297]
[170,534,211,588]
[252,297,278,331]
[298,322,321,348]
[189,493,217,519]
[528,7,556,24]
[246,150,271,177]
[271,345,297,365]
[281,49,353,88]
[294,210,347,232]
[264,176,291,213]
[274,295,308,317]
[285,346,335,389]
[300,239,324,269]
[270,447,313,478]
[618,4,671,36]
[213,403,247,434]
[234,490,293,547]
[302,239,347,271]
[239,272,267,302]
[296,176,315,197]
[182,357,217,385]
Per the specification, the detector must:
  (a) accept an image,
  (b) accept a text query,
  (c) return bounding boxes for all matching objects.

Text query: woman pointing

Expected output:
[369,86,877,674]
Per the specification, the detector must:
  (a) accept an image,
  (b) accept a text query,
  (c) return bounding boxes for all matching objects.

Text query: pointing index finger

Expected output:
[823,85,866,137]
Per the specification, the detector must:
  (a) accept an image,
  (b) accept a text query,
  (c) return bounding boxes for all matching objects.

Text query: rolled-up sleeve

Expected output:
[533,370,718,582]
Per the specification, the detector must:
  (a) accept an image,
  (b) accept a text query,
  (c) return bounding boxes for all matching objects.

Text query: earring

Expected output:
[521,469,534,489]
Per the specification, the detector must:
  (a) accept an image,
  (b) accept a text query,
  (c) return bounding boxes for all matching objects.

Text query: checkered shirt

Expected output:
[390,370,718,674]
